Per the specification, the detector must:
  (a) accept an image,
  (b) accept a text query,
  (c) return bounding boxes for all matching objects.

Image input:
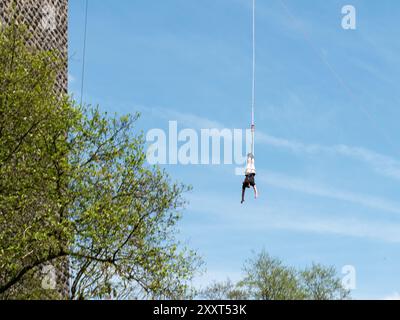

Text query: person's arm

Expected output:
[253,185,258,199]
[241,186,246,204]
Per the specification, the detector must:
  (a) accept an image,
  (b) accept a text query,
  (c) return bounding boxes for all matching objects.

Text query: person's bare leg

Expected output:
[241,188,246,204]
[253,185,258,199]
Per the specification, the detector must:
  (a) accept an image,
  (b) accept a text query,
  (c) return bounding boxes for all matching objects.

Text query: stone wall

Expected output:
[0,0,68,92]
[0,0,69,298]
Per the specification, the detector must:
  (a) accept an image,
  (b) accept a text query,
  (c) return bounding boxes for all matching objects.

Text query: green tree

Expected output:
[0,22,71,299]
[201,250,351,300]
[239,250,304,300]
[0,23,201,300]
[299,263,350,300]
[199,279,248,300]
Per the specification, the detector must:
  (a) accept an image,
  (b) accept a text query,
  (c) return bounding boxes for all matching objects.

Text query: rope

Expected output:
[251,0,256,156]
[80,0,89,106]
[70,0,89,297]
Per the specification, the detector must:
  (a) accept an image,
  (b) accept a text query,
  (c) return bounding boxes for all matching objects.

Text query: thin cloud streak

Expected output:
[140,105,400,181]
[257,132,400,180]
[187,193,400,244]
[260,172,400,215]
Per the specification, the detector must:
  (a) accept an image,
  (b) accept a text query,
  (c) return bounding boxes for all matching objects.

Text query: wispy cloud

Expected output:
[191,270,243,290]
[261,172,400,215]
[187,193,400,244]
[383,292,400,300]
[138,105,224,129]
[272,214,400,244]
[257,132,400,181]
[140,105,400,181]
[68,73,76,84]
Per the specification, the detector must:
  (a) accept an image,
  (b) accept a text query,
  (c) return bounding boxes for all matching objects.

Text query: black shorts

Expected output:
[243,173,256,189]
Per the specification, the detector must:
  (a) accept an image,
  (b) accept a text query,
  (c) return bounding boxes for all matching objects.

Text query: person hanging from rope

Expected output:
[241,152,258,204]
[241,0,258,204]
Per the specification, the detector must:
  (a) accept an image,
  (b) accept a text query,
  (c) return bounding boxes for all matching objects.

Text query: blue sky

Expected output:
[68,0,400,299]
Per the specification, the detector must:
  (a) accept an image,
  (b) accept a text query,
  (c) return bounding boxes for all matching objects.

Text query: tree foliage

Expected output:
[199,279,248,300]
[200,250,350,300]
[0,23,201,300]
[240,250,303,300]
[299,263,349,300]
